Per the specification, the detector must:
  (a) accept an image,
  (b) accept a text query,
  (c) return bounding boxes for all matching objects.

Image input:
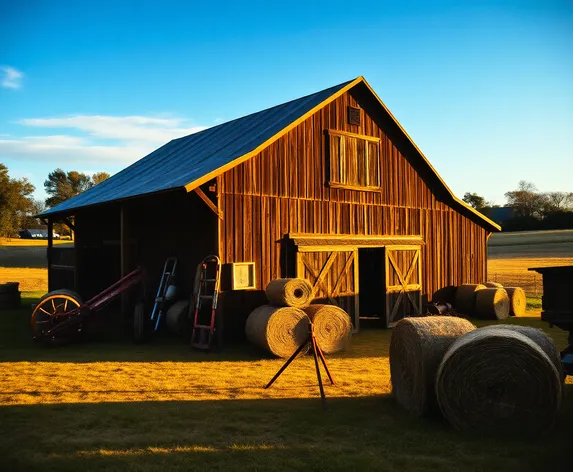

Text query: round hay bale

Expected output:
[432,286,457,304]
[485,281,503,288]
[245,305,310,358]
[474,288,510,320]
[504,287,527,316]
[304,304,352,354]
[389,316,476,417]
[454,284,486,315]
[479,324,563,380]
[436,329,562,434]
[265,278,313,308]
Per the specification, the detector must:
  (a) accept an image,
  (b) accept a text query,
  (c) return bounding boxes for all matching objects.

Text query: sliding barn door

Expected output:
[385,246,422,327]
[297,248,359,331]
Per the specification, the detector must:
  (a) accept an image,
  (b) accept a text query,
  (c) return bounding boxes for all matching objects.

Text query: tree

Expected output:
[44,169,96,208]
[504,181,545,218]
[21,199,46,230]
[462,192,489,210]
[0,163,35,237]
[92,172,110,186]
[542,191,573,213]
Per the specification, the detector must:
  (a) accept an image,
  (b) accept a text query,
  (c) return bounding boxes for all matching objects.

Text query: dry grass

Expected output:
[0,268,48,291]
[0,238,72,247]
[1,293,573,471]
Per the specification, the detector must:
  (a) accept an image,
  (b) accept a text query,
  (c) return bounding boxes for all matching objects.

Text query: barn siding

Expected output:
[218,90,489,311]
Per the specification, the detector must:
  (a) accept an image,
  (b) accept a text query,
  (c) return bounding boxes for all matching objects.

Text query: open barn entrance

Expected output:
[358,247,385,327]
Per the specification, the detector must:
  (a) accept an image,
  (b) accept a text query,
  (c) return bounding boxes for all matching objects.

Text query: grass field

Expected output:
[1,292,572,471]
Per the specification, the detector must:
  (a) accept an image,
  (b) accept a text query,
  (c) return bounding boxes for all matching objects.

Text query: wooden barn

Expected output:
[40,76,500,338]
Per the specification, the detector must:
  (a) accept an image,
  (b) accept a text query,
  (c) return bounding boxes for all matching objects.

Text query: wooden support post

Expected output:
[195,187,223,220]
[47,218,53,292]
[120,204,128,322]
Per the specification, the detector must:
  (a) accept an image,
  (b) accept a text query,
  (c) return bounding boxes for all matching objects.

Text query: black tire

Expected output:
[133,302,148,344]
[37,289,83,305]
[166,300,190,335]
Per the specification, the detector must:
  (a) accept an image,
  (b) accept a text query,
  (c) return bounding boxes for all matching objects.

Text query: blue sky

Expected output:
[1,0,572,205]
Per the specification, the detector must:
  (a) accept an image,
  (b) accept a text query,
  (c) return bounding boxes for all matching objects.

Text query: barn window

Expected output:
[326,129,381,190]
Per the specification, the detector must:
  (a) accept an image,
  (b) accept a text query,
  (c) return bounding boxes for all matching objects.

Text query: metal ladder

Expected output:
[191,255,221,350]
[150,257,177,332]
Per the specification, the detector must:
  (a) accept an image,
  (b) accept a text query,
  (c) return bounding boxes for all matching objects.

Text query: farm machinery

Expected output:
[530,265,573,376]
[31,267,145,344]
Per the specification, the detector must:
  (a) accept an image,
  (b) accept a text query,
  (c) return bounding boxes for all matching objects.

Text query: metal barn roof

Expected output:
[40,79,355,217]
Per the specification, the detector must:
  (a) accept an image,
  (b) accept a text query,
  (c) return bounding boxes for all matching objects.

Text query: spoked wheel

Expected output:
[133,302,149,344]
[31,290,83,339]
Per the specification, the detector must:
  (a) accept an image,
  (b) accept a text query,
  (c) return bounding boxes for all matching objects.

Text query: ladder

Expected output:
[191,255,221,350]
[150,257,177,332]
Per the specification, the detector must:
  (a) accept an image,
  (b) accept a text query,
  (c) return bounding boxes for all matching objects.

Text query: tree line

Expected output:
[463,181,573,231]
[0,163,109,238]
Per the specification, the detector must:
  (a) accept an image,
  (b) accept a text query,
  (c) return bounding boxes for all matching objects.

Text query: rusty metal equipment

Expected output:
[190,255,221,350]
[265,319,336,410]
[150,257,178,332]
[529,265,573,376]
[31,267,144,344]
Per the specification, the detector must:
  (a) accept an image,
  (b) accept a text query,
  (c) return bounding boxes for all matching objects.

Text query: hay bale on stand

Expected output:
[389,316,476,416]
[454,284,486,315]
[436,329,562,435]
[474,288,510,320]
[265,278,313,309]
[304,304,352,354]
[245,305,310,358]
[485,281,503,288]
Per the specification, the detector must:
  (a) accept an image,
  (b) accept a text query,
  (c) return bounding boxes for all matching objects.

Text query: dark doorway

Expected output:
[358,247,385,326]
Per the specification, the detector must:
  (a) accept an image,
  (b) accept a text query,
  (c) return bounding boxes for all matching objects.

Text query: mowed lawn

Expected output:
[1,292,573,472]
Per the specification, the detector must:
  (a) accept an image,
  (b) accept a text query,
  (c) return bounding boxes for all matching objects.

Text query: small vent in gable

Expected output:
[347,106,361,126]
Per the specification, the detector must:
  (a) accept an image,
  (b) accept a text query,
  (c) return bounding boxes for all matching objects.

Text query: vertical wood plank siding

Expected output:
[219,90,488,302]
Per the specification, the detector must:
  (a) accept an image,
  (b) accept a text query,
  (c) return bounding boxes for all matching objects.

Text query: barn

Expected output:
[40,76,500,339]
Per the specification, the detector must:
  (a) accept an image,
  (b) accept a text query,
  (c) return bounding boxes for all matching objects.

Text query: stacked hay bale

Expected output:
[504,287,527,316]
[246,278,353,358]
[474,288,510,320]
[304,304,352,354]
[436,326,563,434]
[389,316,476,416]
[454,284,486,315]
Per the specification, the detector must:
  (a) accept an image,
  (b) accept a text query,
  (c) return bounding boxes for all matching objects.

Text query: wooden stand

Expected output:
[265,322,336,409]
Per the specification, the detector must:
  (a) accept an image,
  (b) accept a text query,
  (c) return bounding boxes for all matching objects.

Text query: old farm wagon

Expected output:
[39,76,500,340]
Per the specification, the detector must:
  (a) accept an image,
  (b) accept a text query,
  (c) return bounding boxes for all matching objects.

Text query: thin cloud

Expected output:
[0,114,208,166]
[1,66,24,89]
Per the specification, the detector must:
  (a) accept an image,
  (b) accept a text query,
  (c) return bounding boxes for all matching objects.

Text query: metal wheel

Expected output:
[31,290,83,337]
[133,302,148,343]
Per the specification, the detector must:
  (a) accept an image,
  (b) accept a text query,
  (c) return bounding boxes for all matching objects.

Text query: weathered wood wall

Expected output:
[217,87,489,313]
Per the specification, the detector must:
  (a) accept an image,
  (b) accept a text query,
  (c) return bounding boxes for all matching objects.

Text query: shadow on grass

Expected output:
[1,392,572,472]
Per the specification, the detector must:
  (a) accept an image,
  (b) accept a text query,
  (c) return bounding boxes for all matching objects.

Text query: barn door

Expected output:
[385,246,422,327]
[297,248,359,331]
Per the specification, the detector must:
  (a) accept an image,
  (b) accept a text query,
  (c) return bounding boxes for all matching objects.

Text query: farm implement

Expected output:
[31,267,144,345]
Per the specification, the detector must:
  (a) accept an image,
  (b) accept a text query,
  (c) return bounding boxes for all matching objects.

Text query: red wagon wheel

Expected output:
[31,290,83,337]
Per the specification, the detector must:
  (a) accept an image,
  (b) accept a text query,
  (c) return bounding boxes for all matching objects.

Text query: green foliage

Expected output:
[43,169,111,209]
[0,163,35,237]
[462,192,489,210]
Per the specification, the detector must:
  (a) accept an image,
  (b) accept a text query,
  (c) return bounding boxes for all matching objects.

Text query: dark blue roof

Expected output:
[41,79,356,216]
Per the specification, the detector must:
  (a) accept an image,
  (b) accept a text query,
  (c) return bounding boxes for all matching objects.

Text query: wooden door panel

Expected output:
[297,248,359,330]
[385,246,422,326]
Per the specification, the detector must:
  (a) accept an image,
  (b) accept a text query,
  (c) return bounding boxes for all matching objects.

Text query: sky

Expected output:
[1,0,572,206]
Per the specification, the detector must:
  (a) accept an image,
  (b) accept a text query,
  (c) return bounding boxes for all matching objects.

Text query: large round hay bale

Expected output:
[485,281,503,288]
[265,278,313,308]
[245,305,310,358]
[454,284,486,315]
[432,286,457,304]
[504,287,526,316]
[304,304,352,354]
[479,324,563,380]
[389,316,476,417]
[474,288,510,320]
[436,329,562,434]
